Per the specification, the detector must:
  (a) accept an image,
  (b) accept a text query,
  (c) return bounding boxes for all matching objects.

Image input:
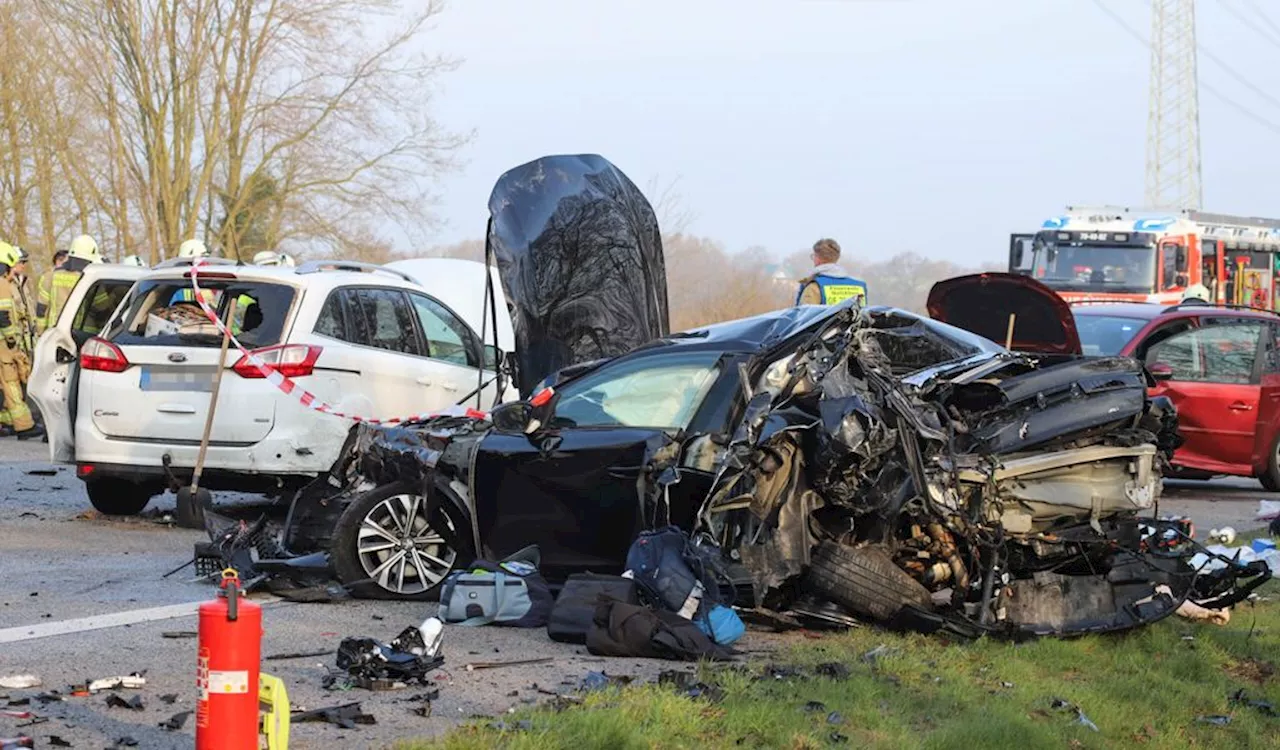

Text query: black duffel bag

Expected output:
[547,573,639,644]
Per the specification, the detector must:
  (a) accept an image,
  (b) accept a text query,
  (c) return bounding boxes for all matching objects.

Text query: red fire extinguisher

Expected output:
[197,569,263,749]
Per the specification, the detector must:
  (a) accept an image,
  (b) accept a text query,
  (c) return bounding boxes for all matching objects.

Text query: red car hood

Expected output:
[926,273,1082,355]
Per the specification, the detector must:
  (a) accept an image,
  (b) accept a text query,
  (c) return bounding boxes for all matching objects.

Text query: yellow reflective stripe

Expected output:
[822,285,865,304]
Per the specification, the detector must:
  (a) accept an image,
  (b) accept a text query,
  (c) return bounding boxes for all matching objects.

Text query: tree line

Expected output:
[427,234,1000,331]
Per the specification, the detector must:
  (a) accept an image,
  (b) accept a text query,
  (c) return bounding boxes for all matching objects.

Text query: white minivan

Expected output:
[33,258,514,515]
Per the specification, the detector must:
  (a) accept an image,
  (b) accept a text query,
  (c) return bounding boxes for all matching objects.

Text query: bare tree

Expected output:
[0,4,102,267]
[645,174,696,235]
[31,0,468,262]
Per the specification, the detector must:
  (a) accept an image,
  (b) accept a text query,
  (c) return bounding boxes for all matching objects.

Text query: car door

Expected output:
[1146,319,1266,474]
[472,350,726,579]
[1252,322,1280,473]
[405,291,492,409]
[307,287,435,420]
[30,272,140,463]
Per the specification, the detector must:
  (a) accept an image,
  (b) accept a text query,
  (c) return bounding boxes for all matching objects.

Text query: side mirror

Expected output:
[1008,235,1034,273]
[1148,362,1174,382]
[1176,246,1189,273]
[489,387,561,435]
[489,401,533,433]
[55,346,76,364]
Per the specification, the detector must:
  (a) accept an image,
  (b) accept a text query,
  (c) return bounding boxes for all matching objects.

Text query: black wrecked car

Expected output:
[285,296,1266,635]
[208,154,1268,637]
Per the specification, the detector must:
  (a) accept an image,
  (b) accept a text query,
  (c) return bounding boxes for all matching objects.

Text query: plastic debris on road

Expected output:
[330,623,445,691]
[0,677,40,690]
[88,672,146,693]
[291,702,376,729]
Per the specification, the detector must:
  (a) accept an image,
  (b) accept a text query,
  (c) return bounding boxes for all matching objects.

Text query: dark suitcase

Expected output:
[547,573,639,644]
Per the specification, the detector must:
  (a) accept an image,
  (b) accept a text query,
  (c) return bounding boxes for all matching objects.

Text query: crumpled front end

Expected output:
[701,306,1267,637]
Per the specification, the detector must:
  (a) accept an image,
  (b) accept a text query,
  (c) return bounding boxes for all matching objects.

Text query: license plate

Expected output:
[139,366,215,392]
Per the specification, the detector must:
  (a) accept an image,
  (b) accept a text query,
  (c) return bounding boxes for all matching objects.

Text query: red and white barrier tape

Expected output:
[187,260,487,425]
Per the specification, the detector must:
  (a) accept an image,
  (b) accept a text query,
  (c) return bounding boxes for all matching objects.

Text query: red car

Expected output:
[1073,301,1280,487]
[928,274,1280,489]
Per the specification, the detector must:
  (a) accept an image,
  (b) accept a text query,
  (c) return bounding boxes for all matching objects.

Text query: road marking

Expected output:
[0,597,282,644]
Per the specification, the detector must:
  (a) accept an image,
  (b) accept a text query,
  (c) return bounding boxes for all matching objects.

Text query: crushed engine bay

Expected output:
[695,307,1272,637]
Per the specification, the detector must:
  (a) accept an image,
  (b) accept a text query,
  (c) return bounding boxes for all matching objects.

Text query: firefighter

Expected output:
[36,234,102,333]
[121,254,147,268]
[170,240,216,306]
[0,242,43,439]
[170,240,256,334]
[9,247,35,359]
[795,238,869,307]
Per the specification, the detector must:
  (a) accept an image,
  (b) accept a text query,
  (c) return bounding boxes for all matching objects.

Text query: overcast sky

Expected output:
[420,0,1280,266]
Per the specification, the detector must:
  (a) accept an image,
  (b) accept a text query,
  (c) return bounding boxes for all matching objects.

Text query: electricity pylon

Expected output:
[1145,0,1202,210]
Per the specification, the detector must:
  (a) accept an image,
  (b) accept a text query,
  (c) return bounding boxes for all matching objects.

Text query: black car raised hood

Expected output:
[926,272,1082,355]
[486,154,671,398]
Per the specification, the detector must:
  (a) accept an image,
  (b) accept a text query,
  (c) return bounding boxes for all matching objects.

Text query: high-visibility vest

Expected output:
[169,288,217,306]
[0,276,18,342]
[36,269,83,332]
[170,289,256,335]
[796,274,869,306]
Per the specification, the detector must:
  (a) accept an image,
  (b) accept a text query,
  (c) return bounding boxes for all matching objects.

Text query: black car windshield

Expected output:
[550,350,722,431]
[1032,243,1156,292]
[105,279,297,349]
[1072,314,1146,356]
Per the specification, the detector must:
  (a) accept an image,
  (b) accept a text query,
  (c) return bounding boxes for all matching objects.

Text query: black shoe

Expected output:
[0,426,14,438]
[16,425,46,441]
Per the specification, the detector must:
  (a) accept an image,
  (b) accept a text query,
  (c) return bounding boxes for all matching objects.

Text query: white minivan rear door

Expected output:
[30,267,143,463]
[82,273,300,445]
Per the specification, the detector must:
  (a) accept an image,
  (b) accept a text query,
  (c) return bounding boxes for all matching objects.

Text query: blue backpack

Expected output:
[624,526,744,645]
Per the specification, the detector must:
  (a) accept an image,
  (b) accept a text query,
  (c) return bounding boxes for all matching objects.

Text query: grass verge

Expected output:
[406,582,1278,750]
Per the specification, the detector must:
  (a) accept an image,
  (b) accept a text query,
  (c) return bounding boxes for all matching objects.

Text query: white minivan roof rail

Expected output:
[294,260,419,285]
[152,257,240,270]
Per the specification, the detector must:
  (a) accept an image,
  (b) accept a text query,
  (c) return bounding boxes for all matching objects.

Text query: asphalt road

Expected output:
[0,440,1274,748]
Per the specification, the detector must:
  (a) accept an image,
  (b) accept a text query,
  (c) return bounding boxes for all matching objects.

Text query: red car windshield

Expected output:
[1072,313,1147,356]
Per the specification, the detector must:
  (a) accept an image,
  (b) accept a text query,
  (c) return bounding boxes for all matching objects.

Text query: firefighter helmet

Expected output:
[1182,283,1211,303]
[69,234,102,263]
[178,239,211,259]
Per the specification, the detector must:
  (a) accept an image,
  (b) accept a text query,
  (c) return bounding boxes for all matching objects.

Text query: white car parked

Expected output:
[33,258,514,516]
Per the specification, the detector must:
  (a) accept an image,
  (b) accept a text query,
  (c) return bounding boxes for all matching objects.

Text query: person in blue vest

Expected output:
[795,238,868,306]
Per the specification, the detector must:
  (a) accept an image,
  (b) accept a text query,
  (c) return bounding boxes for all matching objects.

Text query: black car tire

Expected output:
[85,478,154,516]
[806,542,933,622]
[1261,434,1280,492]
[331,482,471,601]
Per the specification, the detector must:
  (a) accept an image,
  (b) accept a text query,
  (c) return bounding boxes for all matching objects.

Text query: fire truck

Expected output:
[1009,206,1280,308]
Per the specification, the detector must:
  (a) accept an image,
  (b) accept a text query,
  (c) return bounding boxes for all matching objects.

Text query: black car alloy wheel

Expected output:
[331,482,465,600]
